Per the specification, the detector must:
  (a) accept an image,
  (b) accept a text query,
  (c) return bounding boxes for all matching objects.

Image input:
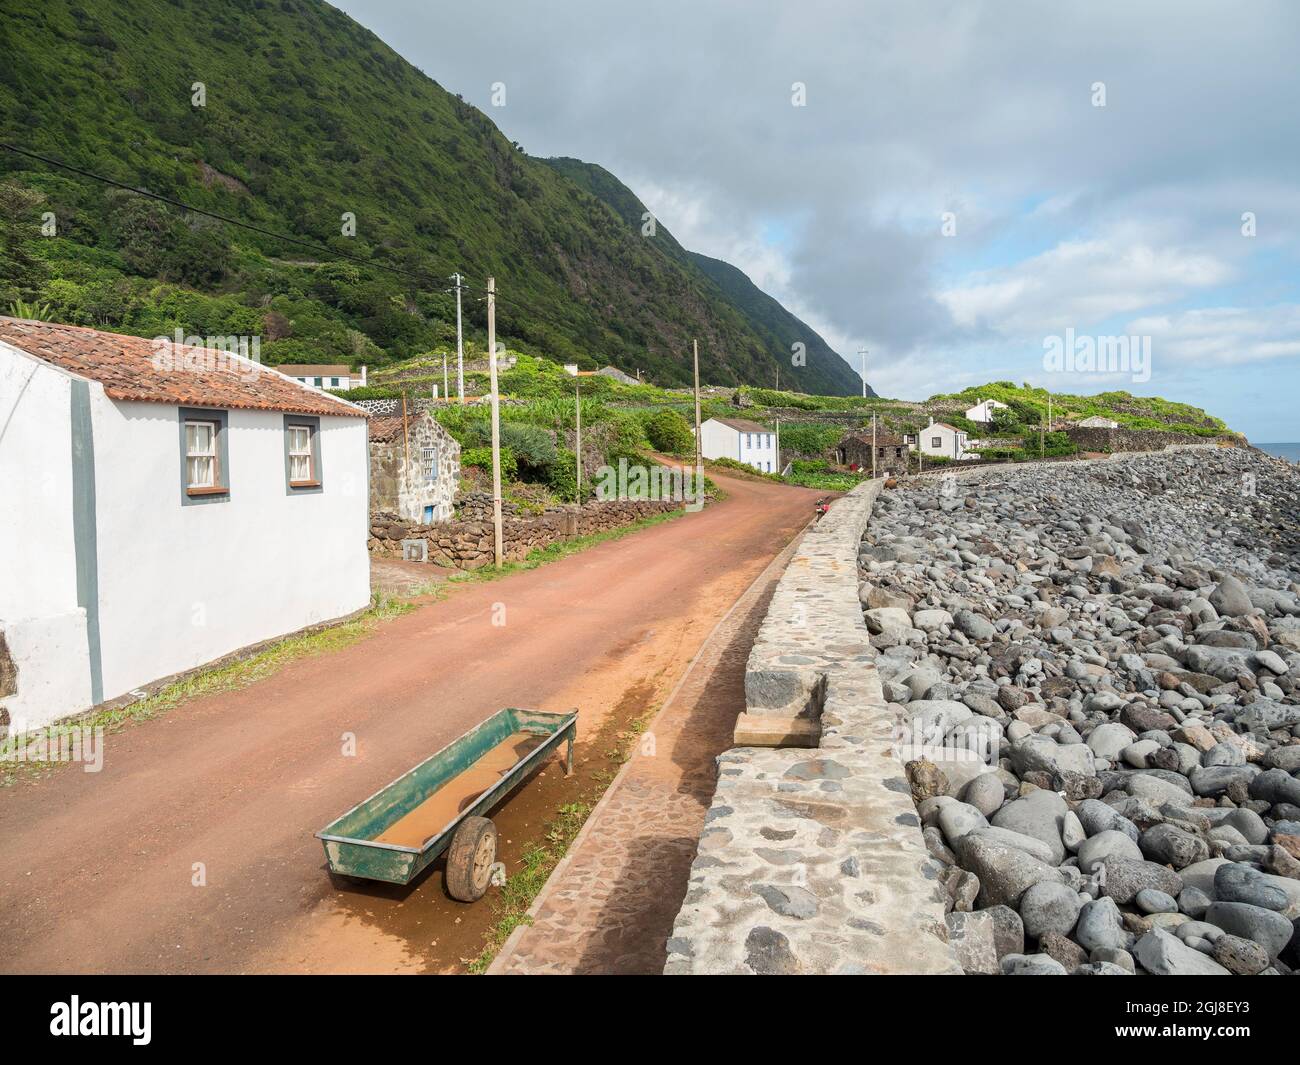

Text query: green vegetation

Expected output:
[643,408,694,456]
[0,0,859,394]
[931,382,1231,438]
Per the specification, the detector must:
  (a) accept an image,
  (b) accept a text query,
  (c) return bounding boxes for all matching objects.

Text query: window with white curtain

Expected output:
[185,420,217,488]
[288,424,313,483]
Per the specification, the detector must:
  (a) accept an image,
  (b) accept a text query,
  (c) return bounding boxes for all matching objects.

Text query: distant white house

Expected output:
[562,364,639,386]
[279,363,367,391]
[964,397,1009,424]
[696,417,779,473]
[0,318,371,733]
[912,417,969,460]
[1075,415,1119,429]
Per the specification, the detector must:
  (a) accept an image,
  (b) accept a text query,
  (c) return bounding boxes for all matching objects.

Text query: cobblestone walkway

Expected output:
[487,530,807,974]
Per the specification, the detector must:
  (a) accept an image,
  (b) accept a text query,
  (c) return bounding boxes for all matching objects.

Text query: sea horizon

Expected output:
[1255,442,1300,462]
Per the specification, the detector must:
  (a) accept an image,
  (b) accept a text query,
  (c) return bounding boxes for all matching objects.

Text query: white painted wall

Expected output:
[964,399,1008,424]
[698,419,779,473]
[89,398,371,703]
[0,346,92,731]
[915,423,968,459]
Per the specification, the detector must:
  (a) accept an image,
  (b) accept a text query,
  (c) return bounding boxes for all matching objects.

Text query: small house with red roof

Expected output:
[0,317,371,732]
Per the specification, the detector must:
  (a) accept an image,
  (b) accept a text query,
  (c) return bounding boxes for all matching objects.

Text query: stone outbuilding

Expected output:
[356,399,460,523]
[832,430,908,473]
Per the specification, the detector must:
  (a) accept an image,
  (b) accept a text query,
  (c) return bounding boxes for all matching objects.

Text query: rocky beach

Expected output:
[860,446,1300,975]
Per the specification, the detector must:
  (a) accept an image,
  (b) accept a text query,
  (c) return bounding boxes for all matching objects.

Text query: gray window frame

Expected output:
[284,414,323,494]
[178,407,230,506]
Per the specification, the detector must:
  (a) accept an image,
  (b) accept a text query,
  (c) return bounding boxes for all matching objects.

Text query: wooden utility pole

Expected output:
[487,277,503,567]
[775,417,781,476]
[692,339,702,494]
[451,272,465,403]
[871,411,877,480]
[574,383,582,506]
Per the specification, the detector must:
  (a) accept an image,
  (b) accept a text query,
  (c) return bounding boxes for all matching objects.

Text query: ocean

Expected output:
[1256,443,1300,463]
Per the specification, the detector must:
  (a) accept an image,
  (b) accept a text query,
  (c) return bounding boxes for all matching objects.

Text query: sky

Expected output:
[336,0,1300,440]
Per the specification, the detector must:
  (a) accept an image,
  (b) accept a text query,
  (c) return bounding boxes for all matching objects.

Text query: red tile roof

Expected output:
[0,318,364,418]
[368,414,406,443]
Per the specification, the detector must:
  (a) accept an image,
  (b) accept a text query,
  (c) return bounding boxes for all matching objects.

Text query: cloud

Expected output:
[938,229,1232,337]
[1130,305,1300,365]
[335,0,1300,434]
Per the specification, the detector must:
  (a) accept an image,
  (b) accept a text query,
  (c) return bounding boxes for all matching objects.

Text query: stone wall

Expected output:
[1064,425,1239,453]
[368,413,460,524]
[369,497,679,569]
[665,481,963,974]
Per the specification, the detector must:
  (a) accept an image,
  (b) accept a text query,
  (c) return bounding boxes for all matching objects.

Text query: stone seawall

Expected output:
[664,481,963,974]
[370,498,679,568]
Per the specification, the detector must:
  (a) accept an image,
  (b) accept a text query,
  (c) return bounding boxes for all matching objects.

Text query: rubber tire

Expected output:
[445,816,497,902]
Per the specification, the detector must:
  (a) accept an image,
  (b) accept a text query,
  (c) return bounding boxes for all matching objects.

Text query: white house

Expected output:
[0,317,371,733]
[278,363,367,391]
[912,417,969,460]
[696,417,779,473]
[964,397,1009,424]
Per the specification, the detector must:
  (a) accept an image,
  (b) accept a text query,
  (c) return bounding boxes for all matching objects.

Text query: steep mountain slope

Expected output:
[0,0,860,394]
[544,157,866,396]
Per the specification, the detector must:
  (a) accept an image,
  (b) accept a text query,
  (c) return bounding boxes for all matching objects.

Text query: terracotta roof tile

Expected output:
[0,317,365,419]
[368,414,406,442]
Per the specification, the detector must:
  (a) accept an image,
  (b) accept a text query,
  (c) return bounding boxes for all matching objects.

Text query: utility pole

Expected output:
[574,383,582,506]
[693,339,702,497]
[451,272,465,403]
[775,366,780,391]
[442,353,448,403]
[775,417,781,476]
[859,347,868,399]
[1040,400,1046,456]
[871,411,877,480]
[487,277,503,568]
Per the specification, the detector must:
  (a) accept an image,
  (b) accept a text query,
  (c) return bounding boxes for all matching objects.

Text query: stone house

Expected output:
[356,399,460,523]
[832,430,908,472]
[1075,415,1120,429]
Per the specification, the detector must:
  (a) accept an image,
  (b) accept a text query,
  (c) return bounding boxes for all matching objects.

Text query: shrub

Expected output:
[462,446,516,480]
[643,409,694,455]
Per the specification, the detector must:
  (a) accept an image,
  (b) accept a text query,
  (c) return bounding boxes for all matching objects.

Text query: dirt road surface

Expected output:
[0,468,822,973]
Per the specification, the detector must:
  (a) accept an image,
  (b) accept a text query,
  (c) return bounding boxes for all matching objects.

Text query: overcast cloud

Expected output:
[336,0,1300,439]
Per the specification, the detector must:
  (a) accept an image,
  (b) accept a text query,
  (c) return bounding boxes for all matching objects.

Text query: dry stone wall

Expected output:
[369,497,678,569]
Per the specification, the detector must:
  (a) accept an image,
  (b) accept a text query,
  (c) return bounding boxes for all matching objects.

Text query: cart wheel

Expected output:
[445,816,498,902]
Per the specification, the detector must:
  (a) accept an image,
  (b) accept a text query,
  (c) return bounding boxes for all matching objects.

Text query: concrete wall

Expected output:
[89,398,371,704]
[665,480,962,975]
[0,346,93,732]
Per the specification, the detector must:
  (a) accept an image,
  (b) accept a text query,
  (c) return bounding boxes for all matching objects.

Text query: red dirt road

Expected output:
[0,470,821,974]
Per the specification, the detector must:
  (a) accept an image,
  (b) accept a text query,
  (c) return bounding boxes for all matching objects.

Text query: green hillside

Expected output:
[0,0,861,394]
[543,157,865,396]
